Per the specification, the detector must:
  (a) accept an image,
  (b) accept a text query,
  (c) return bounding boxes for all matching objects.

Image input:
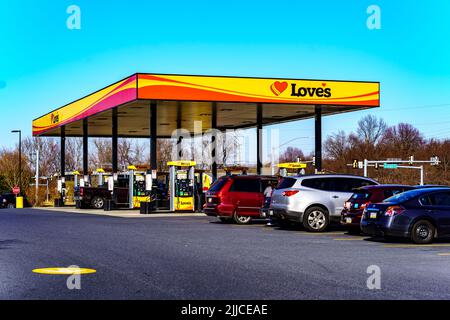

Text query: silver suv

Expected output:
[269,174,378,232]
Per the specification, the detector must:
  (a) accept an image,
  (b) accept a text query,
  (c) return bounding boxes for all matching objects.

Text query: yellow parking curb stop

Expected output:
[32,267,96,275]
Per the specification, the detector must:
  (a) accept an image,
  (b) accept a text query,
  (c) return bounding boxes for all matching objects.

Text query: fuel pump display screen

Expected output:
[134,175,147,196]
[175,170,192,197]
[177,172,188,180]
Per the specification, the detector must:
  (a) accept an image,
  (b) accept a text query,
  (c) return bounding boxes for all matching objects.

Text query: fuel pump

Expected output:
[73,171,81,208]
[96,168,106,187]
[194,170,212,212]
[168,161,196,212]
[56,175,66,206]
[127,165,152,209]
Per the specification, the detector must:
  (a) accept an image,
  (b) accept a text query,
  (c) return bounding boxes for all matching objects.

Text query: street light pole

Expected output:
[11,130,22,194]
[271,136,309,175]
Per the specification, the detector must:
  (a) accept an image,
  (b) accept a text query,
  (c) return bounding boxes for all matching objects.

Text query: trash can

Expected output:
[140,201,152,214]
[16,196,24,209]
[104,199,114,211]
[54,198,64,207]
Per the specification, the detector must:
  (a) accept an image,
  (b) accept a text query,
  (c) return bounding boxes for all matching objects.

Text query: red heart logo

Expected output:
[270,81,288,96]
[322,83,326,87]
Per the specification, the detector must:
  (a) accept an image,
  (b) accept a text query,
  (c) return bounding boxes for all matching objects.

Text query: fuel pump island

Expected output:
[32,73,380,213]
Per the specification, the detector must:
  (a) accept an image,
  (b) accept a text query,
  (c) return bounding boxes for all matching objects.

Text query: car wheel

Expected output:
[7,203,15,209]
[91,196,105,209]
[411,220,435,244]
[303,206,329,232]
[233,211,252,225]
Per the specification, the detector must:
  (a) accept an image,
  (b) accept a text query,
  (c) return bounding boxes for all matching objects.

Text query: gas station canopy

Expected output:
[32,73,380,138]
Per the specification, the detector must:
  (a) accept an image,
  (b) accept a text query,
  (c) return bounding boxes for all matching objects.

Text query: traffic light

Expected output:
[409,155,414,165]
[352,159,358,169]
[374,162,379,170]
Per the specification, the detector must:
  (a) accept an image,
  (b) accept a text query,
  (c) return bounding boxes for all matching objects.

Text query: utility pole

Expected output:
[420,165,424,186]
[363,159,368,177]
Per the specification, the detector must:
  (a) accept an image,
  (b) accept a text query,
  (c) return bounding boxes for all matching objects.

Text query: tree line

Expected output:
[0,115,449,205]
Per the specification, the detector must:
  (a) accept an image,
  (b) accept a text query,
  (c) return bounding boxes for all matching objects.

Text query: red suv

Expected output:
[203,175,278,224]
[341,184,414,232]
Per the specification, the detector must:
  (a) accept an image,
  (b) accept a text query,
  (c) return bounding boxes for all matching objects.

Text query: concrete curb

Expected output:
[31,207,207,218]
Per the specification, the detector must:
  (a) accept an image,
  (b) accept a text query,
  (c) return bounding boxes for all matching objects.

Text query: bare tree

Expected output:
[65,138,83,172]
[155,139,175,171]
[222,131,242,166]
[90,138,112,170]
[0,148,32,192]
[324,131,349,160]
[356,115,387,146]
[381,123,424,157]
[279,146,305,163]
[22,136,60,177]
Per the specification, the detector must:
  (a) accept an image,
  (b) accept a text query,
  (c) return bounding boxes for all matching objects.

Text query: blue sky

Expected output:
[1,0,450,156]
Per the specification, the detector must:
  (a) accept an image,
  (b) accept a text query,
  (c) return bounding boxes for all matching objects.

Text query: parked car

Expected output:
[0,193,28,208]
[268,174,378,232]
[341,184,414,233]
[361,187,450,244]
[203,175,278,224]
[76,186,129,209]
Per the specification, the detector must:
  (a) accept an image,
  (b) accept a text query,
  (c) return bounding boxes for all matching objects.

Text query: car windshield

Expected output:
[351,191,371,200]
[208,177,228,192]
[384,189,426,204]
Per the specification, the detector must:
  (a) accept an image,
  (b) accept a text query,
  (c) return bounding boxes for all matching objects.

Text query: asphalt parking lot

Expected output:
[1,208,450,300]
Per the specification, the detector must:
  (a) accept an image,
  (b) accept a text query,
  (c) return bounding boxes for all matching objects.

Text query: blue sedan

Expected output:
[361,187,450,244]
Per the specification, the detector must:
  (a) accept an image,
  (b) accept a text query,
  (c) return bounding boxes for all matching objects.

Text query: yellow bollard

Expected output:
[16,196,24,209]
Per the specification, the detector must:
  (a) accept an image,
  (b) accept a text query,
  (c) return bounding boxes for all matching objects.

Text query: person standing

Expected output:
[263,182,275,226]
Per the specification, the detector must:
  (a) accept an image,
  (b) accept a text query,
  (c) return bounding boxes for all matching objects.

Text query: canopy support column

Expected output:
[256,103,263,175]
[150,101,157,171]
[176,102,183,160]
[60,126,66,178]
[315,105,322,172]
[211,102,218,181]
[112,109,118,173]
[82,119,88,175]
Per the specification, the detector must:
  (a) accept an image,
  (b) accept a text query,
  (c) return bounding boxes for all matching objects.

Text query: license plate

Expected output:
[345,217,352,224]
[370,212,378,219]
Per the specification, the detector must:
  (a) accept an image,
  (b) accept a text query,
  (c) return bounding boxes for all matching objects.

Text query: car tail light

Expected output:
[384,206,405,217]
[360,202,371,209]
[282,190,299,197]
